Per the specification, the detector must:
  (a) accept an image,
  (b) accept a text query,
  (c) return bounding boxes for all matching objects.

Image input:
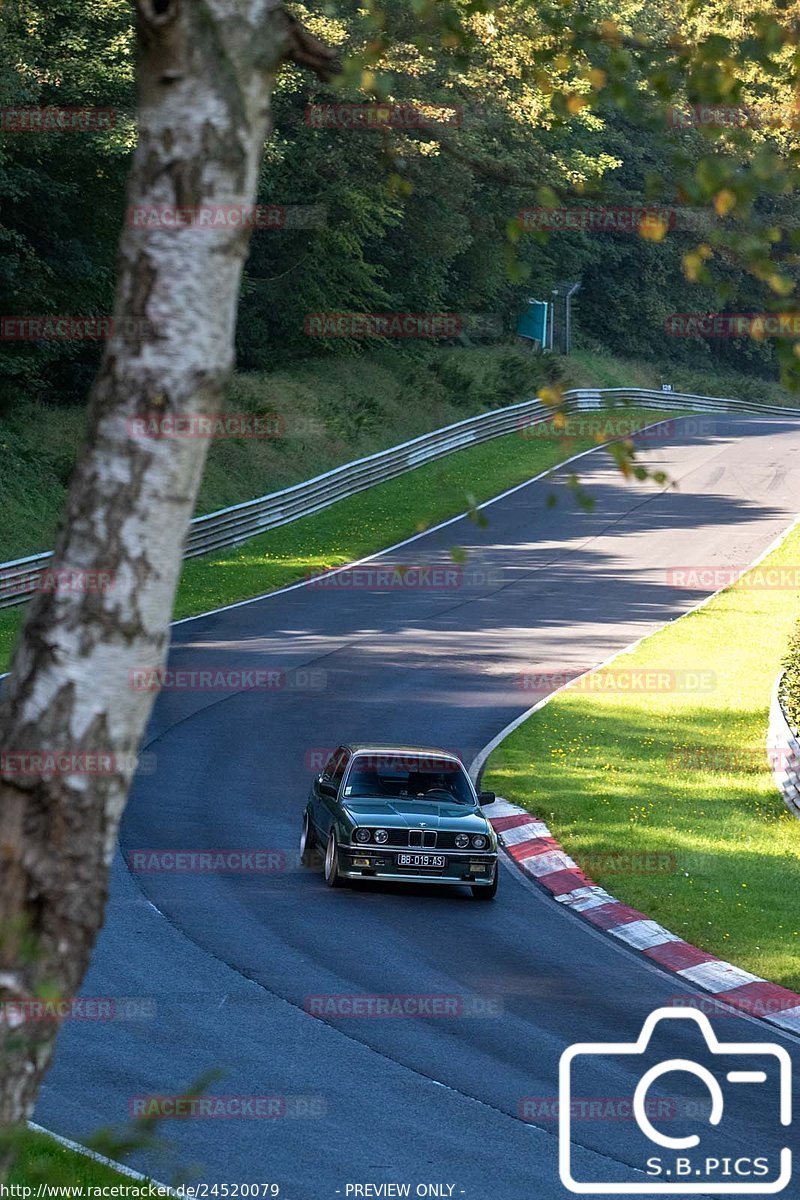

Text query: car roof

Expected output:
[344,742,462,760]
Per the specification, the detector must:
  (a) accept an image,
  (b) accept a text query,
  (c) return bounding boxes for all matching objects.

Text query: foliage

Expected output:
[1,0,800,404]
[0,0,134,405]
[780,620,800,730]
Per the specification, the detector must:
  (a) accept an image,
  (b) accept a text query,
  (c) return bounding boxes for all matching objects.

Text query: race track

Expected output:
[35,415,800,1199]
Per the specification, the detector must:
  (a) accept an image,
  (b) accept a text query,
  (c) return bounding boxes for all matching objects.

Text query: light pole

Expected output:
[551,280,582,354]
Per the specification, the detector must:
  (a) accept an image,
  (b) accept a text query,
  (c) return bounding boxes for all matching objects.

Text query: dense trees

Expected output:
[2,0,799,407]
[0,2,134,405]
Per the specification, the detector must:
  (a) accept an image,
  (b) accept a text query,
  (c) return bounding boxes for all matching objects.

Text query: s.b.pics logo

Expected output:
[559,1008,792,1194]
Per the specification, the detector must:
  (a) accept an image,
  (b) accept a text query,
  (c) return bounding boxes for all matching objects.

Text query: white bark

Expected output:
[0,0,335,1150]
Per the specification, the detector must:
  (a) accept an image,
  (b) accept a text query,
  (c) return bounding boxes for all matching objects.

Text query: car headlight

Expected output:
[374,828,389,844]
[471,834,488,850]
[355,828,371,844]
[455,833,470,848]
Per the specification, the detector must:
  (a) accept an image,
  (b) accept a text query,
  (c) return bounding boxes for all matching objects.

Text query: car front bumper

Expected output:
[339,847,497,886]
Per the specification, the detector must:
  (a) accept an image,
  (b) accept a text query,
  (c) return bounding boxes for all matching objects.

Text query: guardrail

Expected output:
[3,385,800,610]
[768,674,800,820]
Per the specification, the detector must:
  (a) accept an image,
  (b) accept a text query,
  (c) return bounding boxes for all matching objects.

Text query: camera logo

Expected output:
[559,1008,792,1194]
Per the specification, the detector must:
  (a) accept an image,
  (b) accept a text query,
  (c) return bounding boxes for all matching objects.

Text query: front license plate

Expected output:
[396,853,446,869]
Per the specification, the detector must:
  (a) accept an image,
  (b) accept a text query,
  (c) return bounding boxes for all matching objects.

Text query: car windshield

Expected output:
[343,753,475,805]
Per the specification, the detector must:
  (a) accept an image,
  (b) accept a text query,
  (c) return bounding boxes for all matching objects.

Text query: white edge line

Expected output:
[469,508,800,784]
[26,1121,177,1194]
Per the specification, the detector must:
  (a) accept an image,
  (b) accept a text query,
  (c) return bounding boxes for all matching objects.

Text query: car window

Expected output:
[343,753,475,805]
[324,747,350,791]
[321,749,341,779]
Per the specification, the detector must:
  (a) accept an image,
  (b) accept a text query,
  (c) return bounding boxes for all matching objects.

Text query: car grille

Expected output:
[435,831,464,850]
[375,829,437,848]
[408,829,437,848]
[381,830,411,847]
[359,829,487,850]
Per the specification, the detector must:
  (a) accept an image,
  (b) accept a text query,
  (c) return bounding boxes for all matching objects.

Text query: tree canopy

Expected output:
[1,0,799,405]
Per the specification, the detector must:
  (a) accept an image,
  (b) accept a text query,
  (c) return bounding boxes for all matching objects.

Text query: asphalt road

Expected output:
[35,415,800,1199]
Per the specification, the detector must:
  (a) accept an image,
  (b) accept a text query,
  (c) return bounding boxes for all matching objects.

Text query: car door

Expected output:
[312,746,350,839]
[308,748,339,834]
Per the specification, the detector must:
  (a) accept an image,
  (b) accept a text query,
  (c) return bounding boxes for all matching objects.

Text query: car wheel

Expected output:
[471,866,498,900]
[324,829,345,888]
[300,810,317,867]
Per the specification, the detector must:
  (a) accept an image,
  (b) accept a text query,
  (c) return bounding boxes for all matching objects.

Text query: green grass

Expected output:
[3,343,795,568]
[0,613,20,670]
[564,342,800,406]
[484,520,800,991]
[7,1127,147,1189]
[0,406,676,671]
[0,346,554,562]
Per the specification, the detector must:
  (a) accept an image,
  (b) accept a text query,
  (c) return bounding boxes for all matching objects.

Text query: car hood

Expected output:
[341,798,490,833]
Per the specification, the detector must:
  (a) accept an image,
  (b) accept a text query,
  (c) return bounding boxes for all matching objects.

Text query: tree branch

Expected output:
[283,12,340,81]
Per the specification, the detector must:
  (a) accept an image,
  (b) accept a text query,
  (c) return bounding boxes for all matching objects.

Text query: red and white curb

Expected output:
[488,798,800,1036]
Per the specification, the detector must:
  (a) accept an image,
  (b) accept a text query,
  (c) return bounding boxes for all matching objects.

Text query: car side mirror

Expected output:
[319,778,337,799]
[478,790,496,805]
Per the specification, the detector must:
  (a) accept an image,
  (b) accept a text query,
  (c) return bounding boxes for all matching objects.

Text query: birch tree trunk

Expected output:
[0,0,334,1155]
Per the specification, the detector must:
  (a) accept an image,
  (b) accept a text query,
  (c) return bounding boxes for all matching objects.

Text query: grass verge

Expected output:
[7,1127,150,1189]
[564,343,798,406]
[0,346,555,561]
[0,406,677,672]
[484,519,800,992]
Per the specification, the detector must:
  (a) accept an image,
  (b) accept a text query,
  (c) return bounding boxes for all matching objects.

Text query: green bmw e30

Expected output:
[300,743,499,899]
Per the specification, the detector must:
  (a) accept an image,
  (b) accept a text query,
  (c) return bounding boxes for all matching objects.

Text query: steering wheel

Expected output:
[422,787,453,799]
